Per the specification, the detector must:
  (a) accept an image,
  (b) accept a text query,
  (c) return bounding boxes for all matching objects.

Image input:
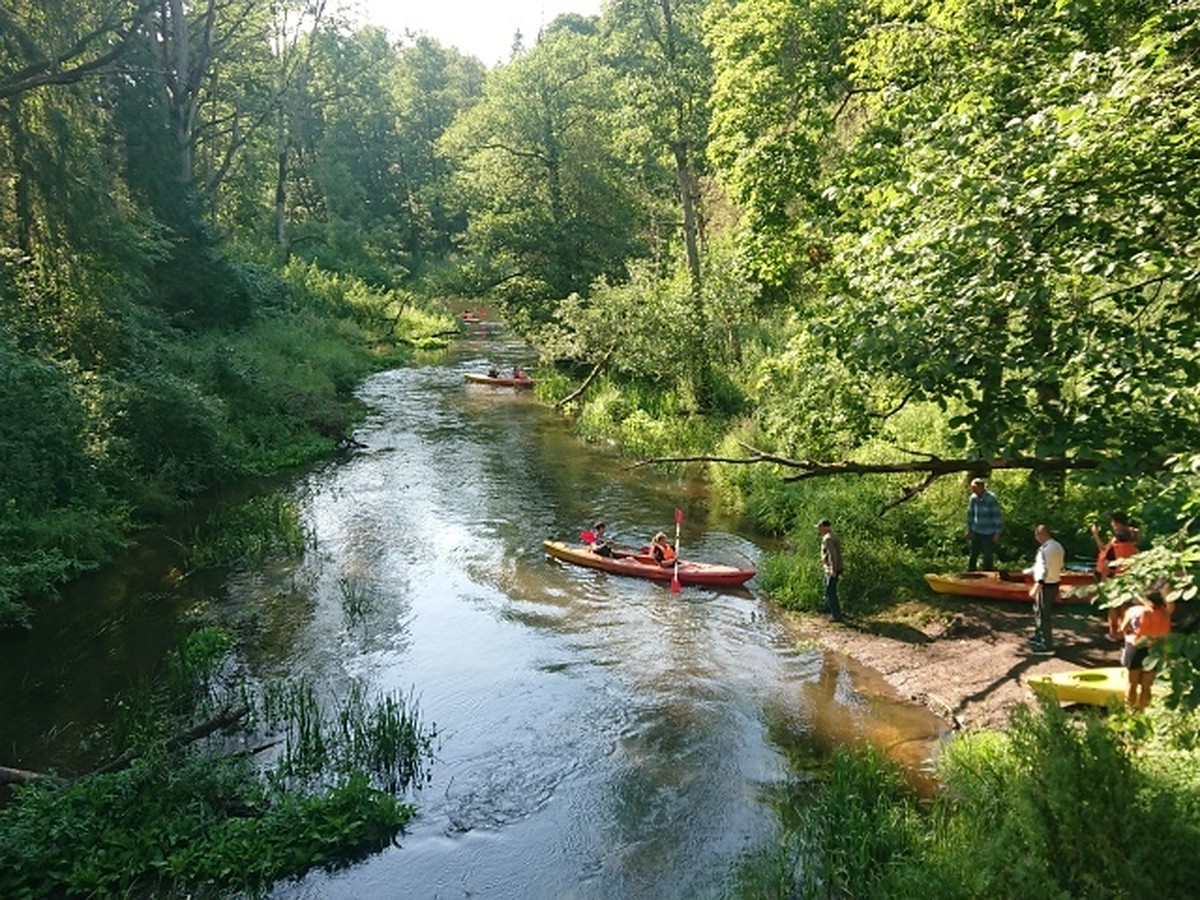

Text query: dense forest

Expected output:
[3,0,1200,895]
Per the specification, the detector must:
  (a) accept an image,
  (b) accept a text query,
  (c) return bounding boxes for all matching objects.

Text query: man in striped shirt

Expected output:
[965,478,1003,570]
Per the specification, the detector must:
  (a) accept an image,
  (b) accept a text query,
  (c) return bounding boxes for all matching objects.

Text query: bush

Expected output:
[733,703,1200,899]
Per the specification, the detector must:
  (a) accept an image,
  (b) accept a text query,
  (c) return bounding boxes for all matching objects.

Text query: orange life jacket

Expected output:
[1096,538,1138,578]
[1136,605,1171,639]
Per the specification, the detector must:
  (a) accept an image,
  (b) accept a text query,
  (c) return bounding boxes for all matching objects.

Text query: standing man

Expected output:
[965,477,1003,570]
[1024,524,1064,654]
[816,518,844,622]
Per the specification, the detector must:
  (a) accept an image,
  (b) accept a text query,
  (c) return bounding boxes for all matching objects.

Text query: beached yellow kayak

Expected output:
[1028,667,1127,706]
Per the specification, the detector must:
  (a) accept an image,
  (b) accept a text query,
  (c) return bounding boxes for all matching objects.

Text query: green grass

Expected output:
[729,701,1200,899]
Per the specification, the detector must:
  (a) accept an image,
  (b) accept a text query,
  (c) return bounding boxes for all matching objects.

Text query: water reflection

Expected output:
[1,336,948,897]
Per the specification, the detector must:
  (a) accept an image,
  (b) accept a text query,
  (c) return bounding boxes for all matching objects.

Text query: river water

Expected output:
[1,334,947,899]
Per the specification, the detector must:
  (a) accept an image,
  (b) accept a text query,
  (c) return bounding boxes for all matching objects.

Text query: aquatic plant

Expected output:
[186,493,311,570]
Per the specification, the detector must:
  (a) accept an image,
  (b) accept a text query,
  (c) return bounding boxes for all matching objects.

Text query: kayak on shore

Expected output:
[465,372,534,388]
[1028,667,1126,706]
[924,570,1096,603]
[542,540,755,588]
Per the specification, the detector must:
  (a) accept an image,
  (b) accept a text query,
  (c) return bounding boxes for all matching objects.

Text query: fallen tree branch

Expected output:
[556,344,616,409]
[0,765,68,788]
[628,443,1103,513]
[84,703,251,778]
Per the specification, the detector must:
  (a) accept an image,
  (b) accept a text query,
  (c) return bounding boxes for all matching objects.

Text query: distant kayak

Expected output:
[543,540,755,588]
[1028,667,1126,706]
[465,373,534,388]
[924,570,1095,603]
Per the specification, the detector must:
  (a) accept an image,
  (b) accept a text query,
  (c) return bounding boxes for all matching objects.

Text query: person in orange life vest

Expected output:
[649,531,676,566]
[1092,511,1141,638]
[1120,589,1172,709]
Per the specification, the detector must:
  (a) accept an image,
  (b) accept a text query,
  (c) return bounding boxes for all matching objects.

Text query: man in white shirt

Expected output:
[1024,524,1065,654]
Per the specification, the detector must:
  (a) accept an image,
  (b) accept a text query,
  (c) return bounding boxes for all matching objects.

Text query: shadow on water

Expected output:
[1,334,949,898]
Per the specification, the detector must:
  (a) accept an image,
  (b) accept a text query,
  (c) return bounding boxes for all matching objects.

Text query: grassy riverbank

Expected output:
[0,261,453,629]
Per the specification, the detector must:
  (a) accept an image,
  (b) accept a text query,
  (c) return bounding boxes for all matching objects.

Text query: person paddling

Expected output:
[585,521,615,557]
[649,531,676,566]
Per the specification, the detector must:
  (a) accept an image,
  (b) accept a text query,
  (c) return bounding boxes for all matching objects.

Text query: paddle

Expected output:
[670,507,683,593]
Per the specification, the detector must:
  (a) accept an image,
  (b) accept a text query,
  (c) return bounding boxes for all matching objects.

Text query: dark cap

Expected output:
[816,518,831,528]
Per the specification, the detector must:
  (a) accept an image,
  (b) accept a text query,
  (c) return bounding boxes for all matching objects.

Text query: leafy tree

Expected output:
[603,0,712,293]
[440,22,646,320]
[707,0,1200,471]
[388,35,485,264]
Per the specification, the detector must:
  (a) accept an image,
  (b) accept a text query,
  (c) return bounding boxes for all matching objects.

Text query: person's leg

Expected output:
[1126,668,1139,707]
[968,532,979,571]
[981,534,996,571]
[824,574,843,621]
[1137,671,1156,709]
[1032,587,1047,648]
[1040,583,1058,648]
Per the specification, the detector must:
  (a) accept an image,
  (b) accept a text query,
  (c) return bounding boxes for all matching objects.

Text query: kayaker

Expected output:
[1023,523,1063,655]
[1092,511,1141,638]
[1120,590,1171,709]
[586,521,615,557]
[965,477,1003,571]
[816,519,844,622]
[512,366,529,380]
[487,363,500,378]
[650,531,676,566]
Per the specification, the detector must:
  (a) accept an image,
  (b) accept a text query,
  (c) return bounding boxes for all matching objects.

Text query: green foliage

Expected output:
[0,337,99,512]
[0,756,413,900]
[707,0,1200,467]
[736,702,1200,899]
[0,627,434,898]
[930,701,1200,898]
[186,494,310,570]
[264,680,437,796]
[731,746,930,899]
[440,26,647,316]
[752,477,931,614]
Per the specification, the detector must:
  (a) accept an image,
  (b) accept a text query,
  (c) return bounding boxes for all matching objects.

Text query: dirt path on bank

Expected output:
[787,597,1122,732]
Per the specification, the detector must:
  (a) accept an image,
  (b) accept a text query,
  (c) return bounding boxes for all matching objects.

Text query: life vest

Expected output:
[1096,537,1138,578]
[1123,604,1171,642]
[1137,605,1172,640]
[653,543,676,564]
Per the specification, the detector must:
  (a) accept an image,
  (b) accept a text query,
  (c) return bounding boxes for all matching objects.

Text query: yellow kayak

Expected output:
[1028,667,1127,706]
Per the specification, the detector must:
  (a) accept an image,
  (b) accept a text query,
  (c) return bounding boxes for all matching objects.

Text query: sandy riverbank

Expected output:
[787,596,1121,732]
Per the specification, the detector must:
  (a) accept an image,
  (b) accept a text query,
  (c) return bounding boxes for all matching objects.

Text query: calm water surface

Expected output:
[1,334,947,899]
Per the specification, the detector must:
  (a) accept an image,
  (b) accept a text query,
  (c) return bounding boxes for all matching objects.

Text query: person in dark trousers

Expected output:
[965,477,1003,570]
[817,519,844,622]
[1024,523,1064,654]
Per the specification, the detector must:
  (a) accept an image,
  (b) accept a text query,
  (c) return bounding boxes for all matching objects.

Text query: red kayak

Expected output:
[924,570,1095,603]
[465,373,534,388]
[543,540,755,588]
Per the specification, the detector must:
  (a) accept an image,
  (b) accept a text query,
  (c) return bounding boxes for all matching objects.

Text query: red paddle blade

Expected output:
[674,507,684,524]
[670,566,681,593]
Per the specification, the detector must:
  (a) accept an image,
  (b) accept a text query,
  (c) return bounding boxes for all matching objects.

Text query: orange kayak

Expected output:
[543,541,754,588]
[924,570,1095,603]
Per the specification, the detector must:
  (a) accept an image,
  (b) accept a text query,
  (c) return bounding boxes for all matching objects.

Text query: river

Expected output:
[1,333,947,899]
